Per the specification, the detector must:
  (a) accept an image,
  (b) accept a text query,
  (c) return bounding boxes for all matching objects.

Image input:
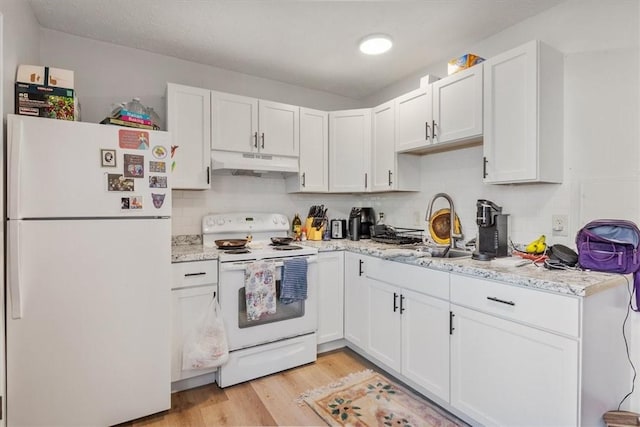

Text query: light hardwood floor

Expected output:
[121,348,379,426]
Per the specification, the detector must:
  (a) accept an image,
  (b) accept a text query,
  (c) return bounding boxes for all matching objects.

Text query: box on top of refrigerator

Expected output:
[16,65,74,89]
[15,83,76,121]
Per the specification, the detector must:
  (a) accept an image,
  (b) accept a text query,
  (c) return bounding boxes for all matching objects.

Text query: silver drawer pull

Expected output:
[184,272,207,277]
[487,296,515,306]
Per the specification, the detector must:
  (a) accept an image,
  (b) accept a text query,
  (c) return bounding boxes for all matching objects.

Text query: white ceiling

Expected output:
[28,0,563,100]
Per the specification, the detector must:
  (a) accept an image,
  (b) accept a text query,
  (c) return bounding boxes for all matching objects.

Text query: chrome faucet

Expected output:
[425,192,463,249]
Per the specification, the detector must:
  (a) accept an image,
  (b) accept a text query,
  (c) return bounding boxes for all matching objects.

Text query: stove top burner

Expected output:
[272,245,303,251]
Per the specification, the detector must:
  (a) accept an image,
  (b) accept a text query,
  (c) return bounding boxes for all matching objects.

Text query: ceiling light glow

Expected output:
[359,34,393,55]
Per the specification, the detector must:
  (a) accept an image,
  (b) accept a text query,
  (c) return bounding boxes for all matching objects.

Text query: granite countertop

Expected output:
[172,236,629,297]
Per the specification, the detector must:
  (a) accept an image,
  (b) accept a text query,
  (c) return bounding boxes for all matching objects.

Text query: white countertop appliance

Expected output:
[202,212,318,387]
[6,114,171,426]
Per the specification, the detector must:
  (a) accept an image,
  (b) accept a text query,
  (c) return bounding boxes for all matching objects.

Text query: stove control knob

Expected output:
[280,216,287,225]
[272,216,279,224]
[216,218,225,226]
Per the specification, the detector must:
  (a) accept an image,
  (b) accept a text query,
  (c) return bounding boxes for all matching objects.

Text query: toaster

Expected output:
[331,219,347,239]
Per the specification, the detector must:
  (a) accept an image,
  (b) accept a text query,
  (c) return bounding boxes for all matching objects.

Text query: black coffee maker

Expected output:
[349,207,376,239]
[472,199,509,261]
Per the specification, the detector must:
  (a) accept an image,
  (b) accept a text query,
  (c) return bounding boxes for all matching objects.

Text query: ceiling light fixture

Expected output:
[359,34,393,55]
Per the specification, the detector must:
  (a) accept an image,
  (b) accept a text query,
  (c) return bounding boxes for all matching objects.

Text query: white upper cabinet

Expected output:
[166,83,212,190]
[395,87,433,153]
[286,108,328,193]
[395,67,482,154]
[258,100,300,156]
[372,101,420,192]
[329,109,371,192]
[432,65,483,145]
[371,101,397,191]
[211,91,299,157]
[211,91,258,153]
[483,40,563,184]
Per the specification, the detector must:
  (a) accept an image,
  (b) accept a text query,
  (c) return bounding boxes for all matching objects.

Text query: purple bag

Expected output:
[576,219,640,308]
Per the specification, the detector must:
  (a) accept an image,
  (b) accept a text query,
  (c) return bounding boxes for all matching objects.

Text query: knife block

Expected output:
[307,226,324,241]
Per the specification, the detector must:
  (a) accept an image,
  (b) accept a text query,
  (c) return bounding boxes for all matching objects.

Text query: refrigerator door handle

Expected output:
[8,222,23,319]
[8,117,23,219]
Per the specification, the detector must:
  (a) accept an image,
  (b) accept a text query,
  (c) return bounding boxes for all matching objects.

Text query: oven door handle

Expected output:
[220,255,318,271]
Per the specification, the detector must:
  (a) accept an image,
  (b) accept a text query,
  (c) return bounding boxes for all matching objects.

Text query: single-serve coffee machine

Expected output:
[472,199,509,261]
[349,207,376,240]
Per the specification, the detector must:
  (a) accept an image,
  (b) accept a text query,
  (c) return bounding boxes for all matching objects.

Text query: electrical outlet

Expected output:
[552,214,568,237]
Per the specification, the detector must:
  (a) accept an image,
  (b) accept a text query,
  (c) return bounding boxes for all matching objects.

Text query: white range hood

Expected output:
[211,150,299,175]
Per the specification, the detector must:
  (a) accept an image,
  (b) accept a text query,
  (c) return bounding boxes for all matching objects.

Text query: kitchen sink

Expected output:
[396,244,472,259]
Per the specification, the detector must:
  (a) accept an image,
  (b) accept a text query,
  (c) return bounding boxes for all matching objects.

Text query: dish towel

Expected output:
[280,258,308,304]
[244,261,277,321]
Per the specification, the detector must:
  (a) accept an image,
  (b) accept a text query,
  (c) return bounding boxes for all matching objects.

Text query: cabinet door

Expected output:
[344,252,369,349]
[171,285,218,382]
[329,109,371,192]
[401,289,450,402]
[371,101,396,192]
[166,83,211,189]
[211,91,258,153]
[394,87,432,153]
[483,41,537,183]
[297,108,328,192]
[432,65,483,145]
[258,100,299,156]
[317,251,344,344]
[450,305,579,426]
[367,279,401,371]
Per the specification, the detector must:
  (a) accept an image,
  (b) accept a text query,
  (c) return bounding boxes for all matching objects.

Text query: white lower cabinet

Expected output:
[339,254,629,427]
[367,279,402,371]
[401,288,450,402]
[317,251,345,344]
[450,304,578,426]
[344,252,371,349]
[170,261,218,391]
[364,257,451,402]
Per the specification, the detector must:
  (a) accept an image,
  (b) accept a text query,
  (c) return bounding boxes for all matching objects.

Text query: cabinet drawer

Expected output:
[366,257,449,300]
[450,274,580,337]
[172,260,218,289]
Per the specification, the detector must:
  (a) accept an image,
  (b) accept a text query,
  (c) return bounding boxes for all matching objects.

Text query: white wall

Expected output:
[0,0,40,117]
[38,30,361,126]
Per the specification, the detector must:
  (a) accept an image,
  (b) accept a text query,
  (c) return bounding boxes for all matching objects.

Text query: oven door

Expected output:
[218,255,318,351]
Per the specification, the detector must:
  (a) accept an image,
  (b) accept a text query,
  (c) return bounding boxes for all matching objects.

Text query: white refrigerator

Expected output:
[6,114,172,426]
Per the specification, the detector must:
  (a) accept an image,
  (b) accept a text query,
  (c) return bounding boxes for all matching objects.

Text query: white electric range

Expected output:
[202,212,318,387]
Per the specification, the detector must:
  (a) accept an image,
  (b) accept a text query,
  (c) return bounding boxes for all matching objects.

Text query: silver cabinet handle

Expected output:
[364,173,368,189]
[301,172,306,187]
[432,120,437,140]
[393,292,399,313]
[388,170,393,186]
[261,132,265,149]
[184,272,206,277]
[483,157,488,178]
[253,132,258,148]
[425,121,430,140]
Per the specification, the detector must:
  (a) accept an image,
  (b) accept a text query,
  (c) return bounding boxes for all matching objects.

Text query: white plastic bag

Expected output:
[182,298,229,370]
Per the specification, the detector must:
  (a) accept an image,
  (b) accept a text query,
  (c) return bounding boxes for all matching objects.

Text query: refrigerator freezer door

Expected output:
[8,114,172,219]
[6,218,171,426]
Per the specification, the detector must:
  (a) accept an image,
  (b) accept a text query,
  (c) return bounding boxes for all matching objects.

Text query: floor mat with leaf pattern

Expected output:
[298,370,467,427]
